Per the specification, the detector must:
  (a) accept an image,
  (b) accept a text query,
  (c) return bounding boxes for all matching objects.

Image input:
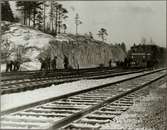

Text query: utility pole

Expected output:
[74,13,82,70]
[75,13,82,35]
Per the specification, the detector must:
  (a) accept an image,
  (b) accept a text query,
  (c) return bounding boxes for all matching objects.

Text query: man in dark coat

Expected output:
[46,57,51,71]
[13,60,20,71]
[16,61,21,71]
[39,58,45,71]
[64,55,69,69]
[109,59,112,68]
[9,60,13,71]
[51,56,57,71]
[13,60,17,71]
[6,60,13,72]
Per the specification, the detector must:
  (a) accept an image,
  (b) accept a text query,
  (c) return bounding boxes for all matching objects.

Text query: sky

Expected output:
[60,1,166,49]
[10,1,166,49]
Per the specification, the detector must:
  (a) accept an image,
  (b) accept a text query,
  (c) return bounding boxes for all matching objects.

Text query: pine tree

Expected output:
[58,7,68,34]
[43,1,49,32]
[16,1,30,25]
[49,1,54,33]
[16,1,43,27]
[36,11,43,30]
[97,28,108,42]
[48,2,68,35]
[31,1,43,27]
[2,1,14,22]
[16,1,68,34]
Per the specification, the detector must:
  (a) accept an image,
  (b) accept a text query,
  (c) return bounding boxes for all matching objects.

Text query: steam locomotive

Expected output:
[119,44,166,68]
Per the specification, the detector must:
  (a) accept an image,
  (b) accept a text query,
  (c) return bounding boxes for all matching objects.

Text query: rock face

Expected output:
[1,22,126,70]
[47,36,126,69]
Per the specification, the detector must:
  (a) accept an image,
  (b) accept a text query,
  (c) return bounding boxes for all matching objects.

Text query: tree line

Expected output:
[2,1,109,41]
[16,1,68,35]
[2,1,68,36]
[2,0,127,53]
[2,1,15,22]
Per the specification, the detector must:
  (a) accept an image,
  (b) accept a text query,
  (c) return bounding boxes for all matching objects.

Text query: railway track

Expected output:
[1,68,147,95]
[64,77,166,130]
[1,68,122,84]
[1,67,119,81]
[1,68,166,129]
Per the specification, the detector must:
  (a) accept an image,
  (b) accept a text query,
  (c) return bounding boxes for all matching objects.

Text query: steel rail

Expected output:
[1,69,150,95]
[1,68,165,116]
[49,73,166,129]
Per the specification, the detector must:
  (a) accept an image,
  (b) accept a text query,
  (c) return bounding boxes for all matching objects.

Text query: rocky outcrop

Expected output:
[47,35,126,69]
[1,22,126,70]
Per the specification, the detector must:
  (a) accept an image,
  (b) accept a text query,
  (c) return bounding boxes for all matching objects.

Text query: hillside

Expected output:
[1,22,126,70]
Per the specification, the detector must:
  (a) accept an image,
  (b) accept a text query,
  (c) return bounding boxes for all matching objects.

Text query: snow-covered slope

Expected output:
[1,22,126,70]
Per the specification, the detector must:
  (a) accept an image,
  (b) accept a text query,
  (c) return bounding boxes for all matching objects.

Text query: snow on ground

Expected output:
[0,62,97,72]
[1,71,147,112]
[1,61,41,72]
[21,61,41,71]
[101,83,167,130]
[1,64,6,72]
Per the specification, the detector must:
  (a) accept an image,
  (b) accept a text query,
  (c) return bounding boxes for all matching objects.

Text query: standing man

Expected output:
[16,57,21,71]
[45,57,51,71]
[9,60,13,71]
[6,60,13,72]
[13,60,20,71]
[109,59,112,68]
[51,56,57,71]
[16,61,20,71]
[64,55,69,69]
[13,60,17,71]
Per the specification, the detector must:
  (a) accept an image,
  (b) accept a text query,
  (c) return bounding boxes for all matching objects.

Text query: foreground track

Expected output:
[1,68,166,129]
[64,77,166,130]
[1,68,147,95]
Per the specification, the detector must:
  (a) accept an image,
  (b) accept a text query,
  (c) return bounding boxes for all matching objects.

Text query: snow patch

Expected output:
[1,71,148,112]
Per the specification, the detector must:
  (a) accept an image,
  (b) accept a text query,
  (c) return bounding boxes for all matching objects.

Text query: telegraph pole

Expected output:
[75,13,82,35]
[74,13,82,70]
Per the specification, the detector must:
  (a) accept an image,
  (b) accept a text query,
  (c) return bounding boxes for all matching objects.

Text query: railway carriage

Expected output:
[128,52,151,68]
[124,44,166,68]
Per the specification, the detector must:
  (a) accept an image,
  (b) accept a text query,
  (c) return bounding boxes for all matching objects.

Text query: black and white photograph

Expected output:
[1,0,167,129]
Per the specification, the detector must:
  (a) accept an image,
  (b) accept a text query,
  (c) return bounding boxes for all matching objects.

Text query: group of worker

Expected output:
[5,55,69,72]
[6,60,21,72]
[40,55,69,71]
[40,56,57,71]
[6,56,113,73]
